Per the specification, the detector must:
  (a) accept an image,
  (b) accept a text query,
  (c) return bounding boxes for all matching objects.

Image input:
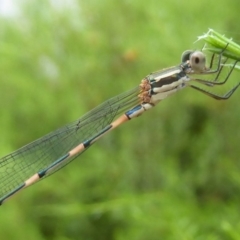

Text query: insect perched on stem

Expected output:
[0,44,239,205]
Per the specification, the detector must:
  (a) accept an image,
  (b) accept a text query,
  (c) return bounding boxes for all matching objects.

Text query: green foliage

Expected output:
[1,0,240,239]
[198,29,240,61]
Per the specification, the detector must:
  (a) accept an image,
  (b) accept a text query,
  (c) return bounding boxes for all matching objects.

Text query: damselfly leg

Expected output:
[184,44,240,100]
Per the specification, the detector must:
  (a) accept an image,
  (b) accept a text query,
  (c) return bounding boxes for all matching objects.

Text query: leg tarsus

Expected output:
[192,60,238,86]
[190,82,240,100]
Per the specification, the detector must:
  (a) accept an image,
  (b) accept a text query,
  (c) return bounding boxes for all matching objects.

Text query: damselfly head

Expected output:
[181,50,207,73]
[189,51,206,73]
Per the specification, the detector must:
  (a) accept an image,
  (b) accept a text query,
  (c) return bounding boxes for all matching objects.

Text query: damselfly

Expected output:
[0,47,239,205]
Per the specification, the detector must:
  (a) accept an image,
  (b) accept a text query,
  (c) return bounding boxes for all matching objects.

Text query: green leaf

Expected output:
[197,29,240,61]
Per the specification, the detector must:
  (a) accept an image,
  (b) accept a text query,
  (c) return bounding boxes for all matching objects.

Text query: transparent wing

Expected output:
[0,86,140,198]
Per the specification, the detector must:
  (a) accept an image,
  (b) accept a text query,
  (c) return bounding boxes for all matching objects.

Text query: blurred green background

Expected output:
[1,0,240,239]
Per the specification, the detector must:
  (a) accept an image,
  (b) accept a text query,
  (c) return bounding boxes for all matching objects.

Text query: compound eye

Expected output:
[181,50,194,63]
[189,51,206,72]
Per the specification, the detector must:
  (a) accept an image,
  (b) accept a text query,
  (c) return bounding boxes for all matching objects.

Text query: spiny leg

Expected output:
[206,44,229,74]
[193,59,238,86]
[203,43,230,75]
[208,52,216,69]
[188,50,239,100]
[189,82,240,100]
